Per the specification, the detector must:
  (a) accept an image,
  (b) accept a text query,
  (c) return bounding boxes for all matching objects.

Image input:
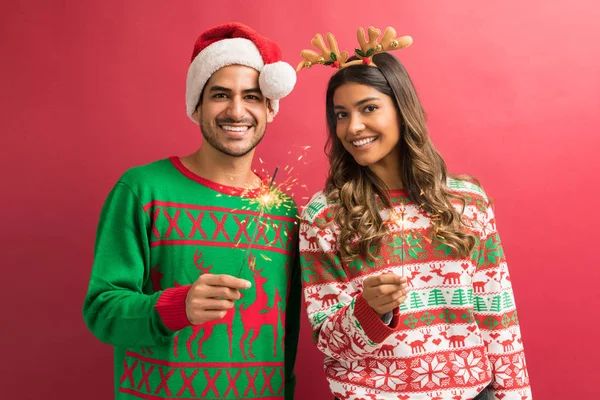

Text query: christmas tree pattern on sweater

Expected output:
[83,158,301,399]
[300,179,531,400]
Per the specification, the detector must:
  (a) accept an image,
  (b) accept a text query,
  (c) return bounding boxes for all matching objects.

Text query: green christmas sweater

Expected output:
[83,157,301,400]
[300,179,531,400]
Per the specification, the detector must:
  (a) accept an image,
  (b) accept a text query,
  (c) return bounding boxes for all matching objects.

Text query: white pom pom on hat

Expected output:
[186,22,296,124]
[259,61,297,100]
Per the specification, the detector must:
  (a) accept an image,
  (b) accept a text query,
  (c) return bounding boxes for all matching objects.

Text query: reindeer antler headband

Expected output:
[296,26,412,72]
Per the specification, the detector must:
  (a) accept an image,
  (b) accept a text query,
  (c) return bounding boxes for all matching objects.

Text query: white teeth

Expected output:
[352,137,376,147]
[221,125,250,132]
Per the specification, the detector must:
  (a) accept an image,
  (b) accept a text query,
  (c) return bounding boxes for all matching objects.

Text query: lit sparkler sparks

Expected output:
[235,145,313,275]
[238,166,279,275]
[240,145,312,215]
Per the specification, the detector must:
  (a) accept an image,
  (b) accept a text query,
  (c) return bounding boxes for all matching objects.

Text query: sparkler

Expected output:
[400,207,406,278]
[238,166,279,275]
[389,205,407,277]
[235,145,312,274]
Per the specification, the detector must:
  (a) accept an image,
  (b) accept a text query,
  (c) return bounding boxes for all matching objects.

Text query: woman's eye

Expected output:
[336,112,347,119]
[364,105,378,113]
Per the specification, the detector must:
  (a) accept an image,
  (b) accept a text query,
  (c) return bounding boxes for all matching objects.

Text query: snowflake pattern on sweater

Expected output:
[299,179,531,400]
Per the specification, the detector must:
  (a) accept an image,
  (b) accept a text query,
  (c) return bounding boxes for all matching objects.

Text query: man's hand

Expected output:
[185,274,251,325]
[362,272,407,317]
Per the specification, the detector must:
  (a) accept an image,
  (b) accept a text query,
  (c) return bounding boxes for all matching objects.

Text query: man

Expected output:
[83,22,300,399]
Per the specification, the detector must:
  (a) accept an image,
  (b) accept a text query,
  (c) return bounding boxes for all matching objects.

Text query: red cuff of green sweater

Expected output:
[354,294,400,344]
[155,285,192,332]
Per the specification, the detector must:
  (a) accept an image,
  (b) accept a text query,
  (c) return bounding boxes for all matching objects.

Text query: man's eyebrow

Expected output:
[209,85,231,93]
[208,86,263,95]
[243,88,262,94]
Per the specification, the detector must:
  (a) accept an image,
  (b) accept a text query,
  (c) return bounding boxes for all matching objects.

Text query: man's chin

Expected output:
[217,144,255,158]
[201,129,265,158]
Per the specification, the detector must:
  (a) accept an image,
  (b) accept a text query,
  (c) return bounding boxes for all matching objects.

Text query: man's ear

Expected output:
[192,103,201,123]
[266,99,275,123]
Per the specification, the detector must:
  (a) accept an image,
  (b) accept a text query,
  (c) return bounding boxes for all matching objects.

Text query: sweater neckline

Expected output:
[389,188,410,197]
[169,156,263,198]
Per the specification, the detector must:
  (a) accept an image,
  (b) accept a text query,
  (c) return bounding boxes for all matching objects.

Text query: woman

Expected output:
[298,28,531,400]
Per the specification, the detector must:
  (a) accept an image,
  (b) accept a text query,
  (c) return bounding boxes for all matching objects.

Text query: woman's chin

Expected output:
[351,155,377,167]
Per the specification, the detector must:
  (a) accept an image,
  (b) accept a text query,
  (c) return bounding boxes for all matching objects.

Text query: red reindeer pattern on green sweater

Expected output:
[83,157,301,399]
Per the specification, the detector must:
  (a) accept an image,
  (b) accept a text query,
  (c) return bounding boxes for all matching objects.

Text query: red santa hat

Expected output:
[186,22,296,123]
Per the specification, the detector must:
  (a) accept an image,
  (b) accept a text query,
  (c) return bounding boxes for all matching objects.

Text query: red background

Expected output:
[2,0,599,398]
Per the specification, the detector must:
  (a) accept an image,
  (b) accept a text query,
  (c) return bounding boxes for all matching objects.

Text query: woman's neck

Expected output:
[369,157,403,190]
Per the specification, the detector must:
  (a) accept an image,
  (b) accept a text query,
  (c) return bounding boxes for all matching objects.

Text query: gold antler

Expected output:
[348,26,413,67]
[297,26,413,71]
[296,33,350,72]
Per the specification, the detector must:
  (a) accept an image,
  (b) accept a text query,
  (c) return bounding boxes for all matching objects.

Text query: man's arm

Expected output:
[82,182,190,347]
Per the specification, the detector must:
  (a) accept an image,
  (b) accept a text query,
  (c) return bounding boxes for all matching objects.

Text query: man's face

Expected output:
[193,65,274,157]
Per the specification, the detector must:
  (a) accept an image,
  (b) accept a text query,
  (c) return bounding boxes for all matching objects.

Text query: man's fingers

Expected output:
[197,298,235,310]
[189,310,228,324]
[203,286,242,300]
[201,274,252,290]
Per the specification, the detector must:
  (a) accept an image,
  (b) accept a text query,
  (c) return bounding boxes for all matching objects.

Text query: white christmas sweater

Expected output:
[299,179,531,400]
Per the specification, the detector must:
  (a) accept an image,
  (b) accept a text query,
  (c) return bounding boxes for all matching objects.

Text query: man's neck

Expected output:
[181,145,260,189]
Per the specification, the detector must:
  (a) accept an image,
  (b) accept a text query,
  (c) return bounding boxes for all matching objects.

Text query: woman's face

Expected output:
[333,82,401,168]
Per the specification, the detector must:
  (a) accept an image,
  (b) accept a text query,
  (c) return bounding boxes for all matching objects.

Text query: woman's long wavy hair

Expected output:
[325,53,477,262]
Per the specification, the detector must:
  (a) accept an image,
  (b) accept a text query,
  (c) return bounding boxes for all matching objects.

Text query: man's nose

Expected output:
[226,97,245,120]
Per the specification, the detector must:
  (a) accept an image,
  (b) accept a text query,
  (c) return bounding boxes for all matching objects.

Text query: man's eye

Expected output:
[246,95,260,100]
[213,93,227,99]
